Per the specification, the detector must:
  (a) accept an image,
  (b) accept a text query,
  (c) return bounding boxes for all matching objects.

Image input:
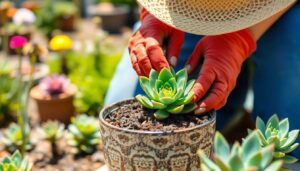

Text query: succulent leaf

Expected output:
[279,119,289,139]
[184,80,195,96]
[136,95,154,109]
[180,103,197,114]
[154,110,169,120]
[265,160,283,171]
[158,68,173,83]
[167,105,184,114]
[214,132,230,162]
[139,76,156,100]
[256,117,266,133]
[281,155,298,164]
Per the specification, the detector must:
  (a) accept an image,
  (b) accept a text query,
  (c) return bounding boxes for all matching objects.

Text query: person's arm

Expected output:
[249,3,295,40]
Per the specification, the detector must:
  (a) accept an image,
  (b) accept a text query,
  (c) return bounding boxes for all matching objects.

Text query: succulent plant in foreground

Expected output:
[39,75,70,96]
[0,123,33,153]
[37,121,64,143]
[198,131,283,171]
[0,150,32,171]
[136,68,196,120]
[253,114,299,164]
[68,114,100,153]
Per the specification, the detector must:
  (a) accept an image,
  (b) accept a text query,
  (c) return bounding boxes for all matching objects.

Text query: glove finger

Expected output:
[130,52,143,76]
[192,67,215,102]
[186,40,204,74]
[195,81,228,115]
[145,38,170,72]
[167,31,184,66]
[134,43,153,76]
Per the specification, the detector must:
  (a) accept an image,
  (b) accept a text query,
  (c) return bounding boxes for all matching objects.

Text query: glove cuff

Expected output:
[140,7,150,21]
[235,29,257,58]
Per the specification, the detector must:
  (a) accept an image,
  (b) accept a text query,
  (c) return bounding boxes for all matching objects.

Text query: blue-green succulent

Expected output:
[136,68,197,120]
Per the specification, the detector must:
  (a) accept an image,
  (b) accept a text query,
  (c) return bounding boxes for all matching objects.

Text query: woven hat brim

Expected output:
[138,0,296,35]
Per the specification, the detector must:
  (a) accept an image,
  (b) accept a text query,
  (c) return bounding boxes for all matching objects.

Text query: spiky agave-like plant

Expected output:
[254,114,299,164]
[136,68,196,120]
[198,131,283,171]
[0,150,32,171]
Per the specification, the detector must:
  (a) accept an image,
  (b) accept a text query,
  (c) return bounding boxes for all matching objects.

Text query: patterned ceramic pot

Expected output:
[99,99,216,171]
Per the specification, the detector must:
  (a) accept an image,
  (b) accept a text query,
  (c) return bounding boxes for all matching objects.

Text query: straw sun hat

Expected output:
[137,0,296,35]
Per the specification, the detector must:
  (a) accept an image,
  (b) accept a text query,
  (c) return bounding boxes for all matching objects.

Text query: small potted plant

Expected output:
[99,68,216,170]
[30,74,76,123]
[53,1,77,32]
[0,150,32,171]
[89,1,130,33]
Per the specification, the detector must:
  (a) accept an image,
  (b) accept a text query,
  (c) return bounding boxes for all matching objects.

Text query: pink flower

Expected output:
[9,36,28,49]
[39,75,70,96]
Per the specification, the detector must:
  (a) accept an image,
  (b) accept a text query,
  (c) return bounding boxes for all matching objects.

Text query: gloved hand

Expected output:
[186,29,256,114]
[128,8,185,76]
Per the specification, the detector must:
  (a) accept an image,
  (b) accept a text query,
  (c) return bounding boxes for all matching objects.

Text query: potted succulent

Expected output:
[0,150,32,171]
[89,1,130,33]
[99,68,216,170]
[30,74,77,123]
[53,1,77,32]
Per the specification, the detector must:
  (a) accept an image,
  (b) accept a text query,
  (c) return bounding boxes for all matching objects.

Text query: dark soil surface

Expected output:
[105,101,211,132]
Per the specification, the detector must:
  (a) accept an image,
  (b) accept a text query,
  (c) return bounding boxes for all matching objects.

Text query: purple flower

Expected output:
[9,36,28,49]
[39,75,70,96]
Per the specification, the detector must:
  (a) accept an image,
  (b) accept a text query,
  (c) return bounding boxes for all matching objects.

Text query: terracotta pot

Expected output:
[99,99,216,171]
[58,15,76,32]
[30,85,76,124]
[89,4,129,33]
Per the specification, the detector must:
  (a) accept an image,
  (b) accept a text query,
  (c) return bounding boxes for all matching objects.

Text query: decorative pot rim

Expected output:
[99,98,216,135]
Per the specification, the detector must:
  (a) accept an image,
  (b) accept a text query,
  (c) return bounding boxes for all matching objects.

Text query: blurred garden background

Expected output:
[0,0,137,170]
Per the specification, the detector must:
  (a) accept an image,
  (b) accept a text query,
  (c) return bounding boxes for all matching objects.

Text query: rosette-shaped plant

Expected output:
[68,114,101,153]
[39,75,70,96]
[254,114,299,164]
[0,123,33,153]
[37,121,64,143]
[136,68,196,119]
[0,150,32,171]
[198,131,283,171]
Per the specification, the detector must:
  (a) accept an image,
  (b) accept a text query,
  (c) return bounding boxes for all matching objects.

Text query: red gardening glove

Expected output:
[186,29,256,115]
[128,8,185,76]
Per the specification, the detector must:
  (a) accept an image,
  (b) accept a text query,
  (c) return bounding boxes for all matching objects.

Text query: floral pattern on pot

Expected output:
[99,99,216,171]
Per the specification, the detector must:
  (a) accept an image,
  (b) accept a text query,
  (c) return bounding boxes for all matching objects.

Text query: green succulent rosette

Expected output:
[136,68,197,120]
[254,114,299,164]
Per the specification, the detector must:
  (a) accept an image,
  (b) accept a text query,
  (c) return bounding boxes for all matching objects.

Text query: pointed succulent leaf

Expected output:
[154,110,170,120]
[136,95,154,109]
[267,136,280,147]
[265,160,283,171]
[267,114,280,129]
[151,100,167,109]
[167,77,177,92]
[173,92,194,106]
[159,96,176,105]
[265,128,272,139]
[158,68,173,83]
[281,130,299,149]
[149,69,158,88]
[214,132,230,162]
[213,155,230,171]
[274,152,285,159]
[247,150,262,168]
[184,79,195,96]
[230,143,240,157]
[167,105,184,114]
[198,151,221,171]
[260,145,274,168]
[282,155,298,164]
[241,131,261,161]
[139,76,156,100]
[180,103,197,114]
[257,130,268,146]
[176,69,188,90]
[279,119,289,139]
[256,117,266,133]
[228,154,244,171]
[173,88,184,101]
[281,143,299,154]
[11,150,22,167]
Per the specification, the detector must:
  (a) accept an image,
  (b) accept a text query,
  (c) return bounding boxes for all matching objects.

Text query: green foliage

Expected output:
[67,114,101,153]
[199,131,283,171]
[0,123,33,153]
[0,150,32,171]
[47,44,122,115]
[253,114,299,164]
[37,121,64,143]
[136,68,196,120]
[0,65,19,123]
[35,0,76,38]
